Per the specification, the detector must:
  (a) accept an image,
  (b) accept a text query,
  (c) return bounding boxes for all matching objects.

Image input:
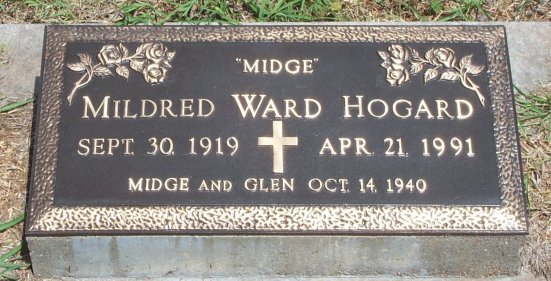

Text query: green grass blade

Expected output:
[0,213,25,232]
[0,243,22,262]
[0,242,28,281]
[0,261,27,272]
[0,98,33,113]
[0,272,19,281]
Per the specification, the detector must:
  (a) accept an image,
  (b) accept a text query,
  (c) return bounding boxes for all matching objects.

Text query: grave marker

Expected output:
[26,25,527,278]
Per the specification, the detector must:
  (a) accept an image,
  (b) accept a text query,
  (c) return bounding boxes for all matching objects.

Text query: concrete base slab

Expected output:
[503,22,551,91]
[0,24,44,104]
[53,272,541,281]
[27,235,525,279]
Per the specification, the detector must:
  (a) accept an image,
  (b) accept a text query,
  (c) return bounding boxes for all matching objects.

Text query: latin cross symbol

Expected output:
[258,121,298,173]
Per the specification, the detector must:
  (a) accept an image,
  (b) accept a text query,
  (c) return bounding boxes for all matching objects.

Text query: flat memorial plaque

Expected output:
[27,25,527,235]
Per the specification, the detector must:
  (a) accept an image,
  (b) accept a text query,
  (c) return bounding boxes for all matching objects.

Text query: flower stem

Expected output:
[460,70,485,106]
[67,71,93,105]
[124,53,141,61]
[466,76,485,106]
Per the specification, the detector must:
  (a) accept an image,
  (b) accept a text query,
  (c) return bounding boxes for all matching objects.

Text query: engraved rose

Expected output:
[67,43,175,106]
[138,43,175,83]
[388,45,410,63]
[426,47,455,68]
[97,45,124,65]
[380,45,411,86]
[144,43,170,63]
[386,64,410,86]
[143,63,167,84]
[378,44,486,106]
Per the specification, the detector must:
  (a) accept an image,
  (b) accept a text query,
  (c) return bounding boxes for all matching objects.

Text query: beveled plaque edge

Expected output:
[26,25,527,235]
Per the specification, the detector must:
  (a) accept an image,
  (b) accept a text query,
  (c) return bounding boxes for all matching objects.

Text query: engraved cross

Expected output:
[258,121,298,173]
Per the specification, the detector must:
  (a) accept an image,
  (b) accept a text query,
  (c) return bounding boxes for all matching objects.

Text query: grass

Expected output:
[0,0,124,23]
[116,0,336,25]
[0,101,33,280]
[0,42,33,280]
[358,0,491,21]
[436,0,491,21]
[0,0,550,23]
[0,99,33,281]
[244,0,327,22]
[0,215,27,281]
[23,0,76,22]
[515,86,551,278]
[0,98,34,113]
[516,86,551,141]
[516,86,551,192]
[117,0,243,25]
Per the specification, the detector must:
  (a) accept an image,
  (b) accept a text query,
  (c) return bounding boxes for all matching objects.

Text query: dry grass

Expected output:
[0,0,124,23]
[0,104,33,280]
[518,87,551,280]
[0,40,34,281]
[0,107,30,222]
[484,0,551,20]
[0,0,550,24]
[339,0,550,21]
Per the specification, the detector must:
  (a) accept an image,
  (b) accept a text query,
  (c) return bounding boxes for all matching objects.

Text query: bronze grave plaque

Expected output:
[26,25,527,235]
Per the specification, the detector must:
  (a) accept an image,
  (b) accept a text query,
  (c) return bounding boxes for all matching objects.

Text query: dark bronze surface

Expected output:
[55,41,499,206]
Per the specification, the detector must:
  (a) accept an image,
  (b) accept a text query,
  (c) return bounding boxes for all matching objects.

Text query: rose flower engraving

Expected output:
[98,45,124,65]
[378,45,486,106]
[383,45,411,86]
[66,43,175,105]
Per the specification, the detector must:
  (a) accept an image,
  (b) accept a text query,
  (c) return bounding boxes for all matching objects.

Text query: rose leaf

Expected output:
[166,51,176,61]
[119,43,129,58]
[466,64,485,75]
[94,65,113,77]
[459,54,473,69]
[408,46,421,60]
[410,57,424,64]
[116,65,130,79]
[162,60,172,68]
[440,70,461,81]
[67,62,86,72]
[424,68,438,83]
[377,51,389,61]
[77,53,92,66]
[424,49,434,63]
[409,62,424,74]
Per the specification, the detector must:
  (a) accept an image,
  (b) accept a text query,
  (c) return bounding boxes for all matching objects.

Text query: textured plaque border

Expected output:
[27,25,527,235]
